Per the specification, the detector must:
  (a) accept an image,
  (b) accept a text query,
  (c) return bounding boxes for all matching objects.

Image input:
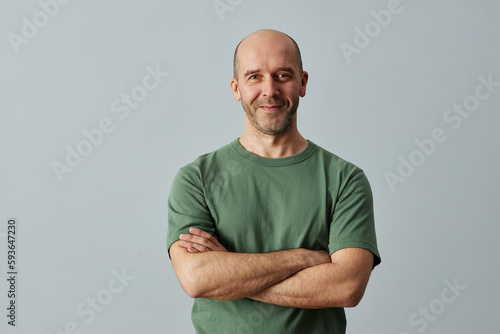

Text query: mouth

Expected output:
[259,105,283,112]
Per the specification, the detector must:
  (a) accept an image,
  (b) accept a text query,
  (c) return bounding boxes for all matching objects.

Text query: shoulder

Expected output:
[309,142,373,198]
[310,142,364,177]
[184,140,234,169]
[174,140,238,185]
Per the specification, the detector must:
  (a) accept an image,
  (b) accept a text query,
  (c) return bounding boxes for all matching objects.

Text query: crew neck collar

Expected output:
[230,138,317,167]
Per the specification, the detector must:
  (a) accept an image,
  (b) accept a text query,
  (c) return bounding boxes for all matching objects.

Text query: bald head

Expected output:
[233,29,303,80]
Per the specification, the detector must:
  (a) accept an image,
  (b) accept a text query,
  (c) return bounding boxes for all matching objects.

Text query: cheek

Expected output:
[282,86,300,102]
[240,88,260,104]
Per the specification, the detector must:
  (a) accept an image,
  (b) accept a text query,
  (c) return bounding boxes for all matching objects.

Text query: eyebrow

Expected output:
[243,67,296,77]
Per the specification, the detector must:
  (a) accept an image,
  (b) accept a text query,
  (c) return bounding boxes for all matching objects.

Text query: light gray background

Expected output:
[1,0,499,333]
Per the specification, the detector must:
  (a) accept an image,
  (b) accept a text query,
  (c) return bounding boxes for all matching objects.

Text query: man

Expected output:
[167,29,381,333]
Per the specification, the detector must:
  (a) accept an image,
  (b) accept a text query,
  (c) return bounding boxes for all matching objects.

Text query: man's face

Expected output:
[231,34,308,135]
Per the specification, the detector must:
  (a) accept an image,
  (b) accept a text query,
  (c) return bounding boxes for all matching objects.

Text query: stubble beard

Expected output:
[242,97,299,135]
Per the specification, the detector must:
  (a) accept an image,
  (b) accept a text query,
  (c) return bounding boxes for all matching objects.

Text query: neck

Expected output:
[239,120,308,159]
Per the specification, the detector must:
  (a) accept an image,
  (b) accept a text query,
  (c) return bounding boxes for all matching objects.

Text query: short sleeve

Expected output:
[166,166,215,257]
[328,170,381,268]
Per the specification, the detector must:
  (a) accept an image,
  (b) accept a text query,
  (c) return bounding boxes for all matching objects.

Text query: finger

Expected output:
[189,227,213,239]
[180,241,204,253]
[181,234,215,249]
[180,230,227,252]
[188,228,224,248]
[180,238,214,253]
[187,245,201,253]
[183,231,222,250]
[190,243,209,253]
[179,240,192,249]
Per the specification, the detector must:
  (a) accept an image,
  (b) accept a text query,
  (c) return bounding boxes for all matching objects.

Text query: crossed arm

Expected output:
[170,227,374,309]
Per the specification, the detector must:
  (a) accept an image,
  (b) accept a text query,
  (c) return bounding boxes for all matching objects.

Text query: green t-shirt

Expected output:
[167,138,381,334]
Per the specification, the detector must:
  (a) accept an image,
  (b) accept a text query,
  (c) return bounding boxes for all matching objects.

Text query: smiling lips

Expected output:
[260,105,283,112]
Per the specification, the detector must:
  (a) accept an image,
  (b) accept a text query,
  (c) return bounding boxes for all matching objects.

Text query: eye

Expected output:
[277,73,290,79]
[248,74,259,80]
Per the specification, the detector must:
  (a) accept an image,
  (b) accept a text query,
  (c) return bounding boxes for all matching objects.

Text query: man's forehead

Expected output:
[237,39,297,72]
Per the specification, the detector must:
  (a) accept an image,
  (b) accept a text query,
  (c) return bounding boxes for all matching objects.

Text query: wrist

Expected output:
[290,248,318,270]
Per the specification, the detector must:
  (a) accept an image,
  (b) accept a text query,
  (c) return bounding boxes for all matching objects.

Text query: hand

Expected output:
[179,227,228,253]
[299,249,332,267]
[312,250,332,265]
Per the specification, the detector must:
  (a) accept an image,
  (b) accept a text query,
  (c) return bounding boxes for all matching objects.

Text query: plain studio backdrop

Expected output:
[1,1,499,333]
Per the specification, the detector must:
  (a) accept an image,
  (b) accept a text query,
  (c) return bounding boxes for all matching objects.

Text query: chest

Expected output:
[205,166,333,253]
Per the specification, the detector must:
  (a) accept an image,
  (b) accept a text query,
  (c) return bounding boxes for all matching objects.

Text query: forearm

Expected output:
[247,263,354,308]
[170,241,327,301]
[248,249,373,308]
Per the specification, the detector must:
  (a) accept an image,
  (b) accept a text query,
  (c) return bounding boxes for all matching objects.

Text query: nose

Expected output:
[262,77,279,98]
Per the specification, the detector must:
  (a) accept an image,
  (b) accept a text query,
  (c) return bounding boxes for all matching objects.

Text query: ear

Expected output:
[299,71,309,97]
[230,77,241,101]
